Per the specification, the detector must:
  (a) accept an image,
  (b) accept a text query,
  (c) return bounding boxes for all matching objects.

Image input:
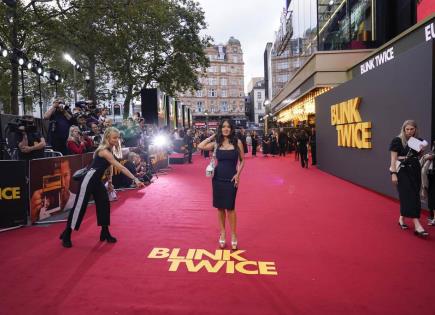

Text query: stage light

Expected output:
[27,61,32,70]
[55,74,59,81]
[37,67,42,74]
[1,49,7,57]
[18,57,24,65]
[153,135,168,147]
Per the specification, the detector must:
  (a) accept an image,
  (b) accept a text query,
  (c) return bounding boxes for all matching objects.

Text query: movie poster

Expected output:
[29,155,82,224]
[0,161,28,229]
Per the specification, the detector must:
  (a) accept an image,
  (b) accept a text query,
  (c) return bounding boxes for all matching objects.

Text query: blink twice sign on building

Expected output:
[330,97,372,149]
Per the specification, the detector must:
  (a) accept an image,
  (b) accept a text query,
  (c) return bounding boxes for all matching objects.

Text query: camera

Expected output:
[7,117,37,133]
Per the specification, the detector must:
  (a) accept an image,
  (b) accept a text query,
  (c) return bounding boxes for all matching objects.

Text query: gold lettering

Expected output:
[0,187,20,200]
[226,261,235,274]
[222,250,247,262]
[194,249,223,261]
[352,123,363,148]
[235,261,259,275]
[169,248,186,259]
[336,125,343,146]
[186,260,226,273]
[167,259,189,272]
[350,98,362,123]
[258,262,278,275]
[148,248,170,259]
[331,105,337,125]
[361,122,372,149]
[342,124,353,147]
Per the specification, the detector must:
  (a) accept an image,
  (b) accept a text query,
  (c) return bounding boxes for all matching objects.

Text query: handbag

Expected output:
[206,143,217,178]
[72,167,89,181]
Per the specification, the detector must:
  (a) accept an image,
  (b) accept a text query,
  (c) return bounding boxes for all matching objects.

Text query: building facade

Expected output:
[268,0,419,127]
[247,78,266,125]
[177,37,246,128]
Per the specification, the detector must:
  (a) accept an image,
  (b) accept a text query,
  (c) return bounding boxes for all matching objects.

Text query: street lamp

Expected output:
[64,53,78,103]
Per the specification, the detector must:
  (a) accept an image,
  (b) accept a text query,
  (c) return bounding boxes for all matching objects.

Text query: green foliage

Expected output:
[0,0,210,117]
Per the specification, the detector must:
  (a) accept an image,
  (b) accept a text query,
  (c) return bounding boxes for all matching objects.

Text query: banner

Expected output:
[0,161,28,229]
[29,155,82,224]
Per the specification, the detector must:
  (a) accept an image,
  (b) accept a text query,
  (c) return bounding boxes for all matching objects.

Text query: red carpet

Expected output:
[1,153,435,315]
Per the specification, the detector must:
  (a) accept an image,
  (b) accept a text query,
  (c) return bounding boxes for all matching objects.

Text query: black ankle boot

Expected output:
[60,227,72,248]
[100,226,117,243]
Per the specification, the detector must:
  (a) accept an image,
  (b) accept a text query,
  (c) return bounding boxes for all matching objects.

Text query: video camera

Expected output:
[7,116,37,133]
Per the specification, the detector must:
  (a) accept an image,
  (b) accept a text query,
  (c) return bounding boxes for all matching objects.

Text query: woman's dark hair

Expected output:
[216,119,239,150]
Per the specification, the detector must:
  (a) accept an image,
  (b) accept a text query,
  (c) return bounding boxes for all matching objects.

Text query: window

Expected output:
[208,89,217,97]
[221,66,227,73]
[208,78,217,86]
[220,101,228,112]
[221,90,227,97]
[220,78,227,86]
[196,101,203,112]
[277,74,289,83]
[233,56,238,63]
[207,66,216,73]
[195,90,203,97]
[257,102,262,110]
[239,91,244,97]
[277,62,289,70]
[257,92,262,99]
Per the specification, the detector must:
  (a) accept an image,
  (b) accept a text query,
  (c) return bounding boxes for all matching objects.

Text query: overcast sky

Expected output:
[196,0,287,92]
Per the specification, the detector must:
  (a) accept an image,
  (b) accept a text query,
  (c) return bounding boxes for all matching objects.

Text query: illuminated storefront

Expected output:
[277,87,331,126]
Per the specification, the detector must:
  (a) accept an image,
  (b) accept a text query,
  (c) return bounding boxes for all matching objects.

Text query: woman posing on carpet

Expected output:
[198,119,245,250]
[389,120,428,237]
[60,127,145,248]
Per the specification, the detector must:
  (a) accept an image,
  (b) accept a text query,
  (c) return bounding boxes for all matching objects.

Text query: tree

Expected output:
[99,0,211,118]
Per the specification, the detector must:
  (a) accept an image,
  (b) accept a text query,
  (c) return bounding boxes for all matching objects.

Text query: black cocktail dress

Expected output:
[212,148,239,210]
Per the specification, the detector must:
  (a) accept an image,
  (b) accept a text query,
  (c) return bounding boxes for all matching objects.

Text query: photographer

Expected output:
[17,115,46,161]
[76,114,90,133]
[44,99,73,155]
[66,125,93,155]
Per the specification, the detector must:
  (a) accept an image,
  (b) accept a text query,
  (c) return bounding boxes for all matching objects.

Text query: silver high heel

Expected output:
[231,236,238,250]
[219,234,226,249]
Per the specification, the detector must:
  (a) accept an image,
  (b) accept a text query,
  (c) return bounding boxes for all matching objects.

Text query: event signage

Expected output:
[360,47,395,75]
[352,16,435,78]
[0,161,28,229]
[330,97,372,149]
[148,248,278,276]
[425,22,435,41]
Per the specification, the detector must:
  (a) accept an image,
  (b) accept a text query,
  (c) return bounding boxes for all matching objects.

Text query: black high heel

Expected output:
[398,222,409,230]
[60,228,72,248]
[100,226,117,243]
[414,230,429,237]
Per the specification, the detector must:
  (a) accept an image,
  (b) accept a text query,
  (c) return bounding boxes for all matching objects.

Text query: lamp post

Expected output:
[63,53,80,104]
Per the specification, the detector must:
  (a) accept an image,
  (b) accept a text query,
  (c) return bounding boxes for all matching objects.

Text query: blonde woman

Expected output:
[389,120,428,237]
[60,127,145,248]
[66,125,92,154]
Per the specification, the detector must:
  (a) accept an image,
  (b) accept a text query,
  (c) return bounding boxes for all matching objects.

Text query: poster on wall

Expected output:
[29,155,82,224]
[0,161,28,229]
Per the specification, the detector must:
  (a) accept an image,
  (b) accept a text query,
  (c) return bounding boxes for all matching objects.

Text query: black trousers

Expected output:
[279,143,286,156]
[299,147,308,168]
[187,148,193,162]
[67,169,110,231]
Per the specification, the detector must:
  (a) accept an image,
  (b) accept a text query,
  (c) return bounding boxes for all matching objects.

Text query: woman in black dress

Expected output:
[389,120,428,237]
[198,119,245,250]
[60,127,145,248]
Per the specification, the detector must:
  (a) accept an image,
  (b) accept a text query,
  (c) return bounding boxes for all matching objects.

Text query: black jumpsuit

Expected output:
[67,153,111,230]
[389,137,422,218]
